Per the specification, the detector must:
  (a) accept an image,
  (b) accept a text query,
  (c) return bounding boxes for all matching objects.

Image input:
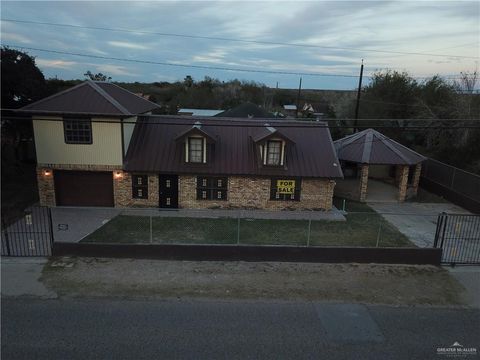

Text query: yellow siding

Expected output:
[33,116,123,165]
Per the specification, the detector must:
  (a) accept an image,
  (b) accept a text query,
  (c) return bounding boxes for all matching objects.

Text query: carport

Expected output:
[333,129,426,202]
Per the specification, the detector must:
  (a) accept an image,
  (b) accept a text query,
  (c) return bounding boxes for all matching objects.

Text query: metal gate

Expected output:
[434,213,480,265]
[1,207,54,256]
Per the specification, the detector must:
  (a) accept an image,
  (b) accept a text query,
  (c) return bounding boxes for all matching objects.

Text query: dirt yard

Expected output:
[41,257,467,306]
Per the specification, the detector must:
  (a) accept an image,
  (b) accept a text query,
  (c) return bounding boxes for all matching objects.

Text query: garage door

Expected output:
[54,171,114,207]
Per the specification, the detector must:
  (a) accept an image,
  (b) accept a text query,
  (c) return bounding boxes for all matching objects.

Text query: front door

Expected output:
[159,175,178,208]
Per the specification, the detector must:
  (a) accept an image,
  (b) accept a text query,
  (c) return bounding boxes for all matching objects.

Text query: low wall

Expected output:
[53,242,442,265]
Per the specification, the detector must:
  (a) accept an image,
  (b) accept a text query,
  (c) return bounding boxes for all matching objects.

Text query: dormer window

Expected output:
[188,137,204,163]
[266,140,282,166]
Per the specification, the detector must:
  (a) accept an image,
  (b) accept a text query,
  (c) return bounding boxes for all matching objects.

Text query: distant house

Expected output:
[178,108,224,117]
[283,104,297,117]
[18,82,343,210]
[215,102,275,118]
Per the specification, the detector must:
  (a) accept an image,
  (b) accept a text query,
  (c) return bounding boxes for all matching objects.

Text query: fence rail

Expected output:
[434,213,480,265]
[421,158,480,213]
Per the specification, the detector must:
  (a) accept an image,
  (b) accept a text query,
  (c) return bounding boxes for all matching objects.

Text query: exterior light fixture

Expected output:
[43,169,52,176]
[114,171,123,179]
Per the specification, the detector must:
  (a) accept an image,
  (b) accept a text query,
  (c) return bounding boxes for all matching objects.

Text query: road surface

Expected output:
[2,298,479,360]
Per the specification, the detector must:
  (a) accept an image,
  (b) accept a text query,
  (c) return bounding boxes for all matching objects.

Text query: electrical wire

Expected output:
[2,18,479,60]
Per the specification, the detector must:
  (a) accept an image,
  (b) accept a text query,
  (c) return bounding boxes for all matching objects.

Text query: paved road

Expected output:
[2,299,479,360]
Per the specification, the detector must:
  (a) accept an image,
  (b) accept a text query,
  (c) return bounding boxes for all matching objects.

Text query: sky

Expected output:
[1,1,479,90]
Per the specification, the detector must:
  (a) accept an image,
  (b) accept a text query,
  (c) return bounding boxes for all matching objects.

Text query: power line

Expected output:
[2,114,479,128]
[3,44,365,79]
[2,18,479,60]
[3,44,467,81]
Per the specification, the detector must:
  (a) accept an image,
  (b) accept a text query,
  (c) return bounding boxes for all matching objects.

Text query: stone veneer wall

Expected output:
[178,176,335,210]
[358,165,369,202]
[396,165,410,202]
[114,173,159,207]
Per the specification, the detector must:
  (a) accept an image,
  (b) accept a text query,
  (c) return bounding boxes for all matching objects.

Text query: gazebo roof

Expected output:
[334,129,426,165]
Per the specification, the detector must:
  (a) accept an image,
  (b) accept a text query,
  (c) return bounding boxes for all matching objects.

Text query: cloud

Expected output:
[93,64,137,76]
[36,59,77,69]
[107,41,149,50]
[1,32,31,44]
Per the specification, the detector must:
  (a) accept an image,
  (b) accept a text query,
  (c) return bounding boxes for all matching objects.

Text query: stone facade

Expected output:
[358,165,369,202]
[178,175,335,210]
[36,164,121,207]
[114,172,159,207]
[396,165,409,202]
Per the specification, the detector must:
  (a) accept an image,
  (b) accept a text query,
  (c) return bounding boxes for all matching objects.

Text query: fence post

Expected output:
[307,219,311,247]
[149,215,153,244]
[433,213,443,248]
[48,207,55,253]
[1,218,11,256]
[450,167,456,189]
[237,216,240,245]
[375,222,381,248]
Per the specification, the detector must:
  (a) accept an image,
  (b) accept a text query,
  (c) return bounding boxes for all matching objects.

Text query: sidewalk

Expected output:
[1,258,57,299]
[447,266,480,308]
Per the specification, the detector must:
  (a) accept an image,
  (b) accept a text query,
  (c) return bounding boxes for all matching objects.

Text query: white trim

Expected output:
[203,137,207,163]
[185,140,189,162]
[280,140,286,166]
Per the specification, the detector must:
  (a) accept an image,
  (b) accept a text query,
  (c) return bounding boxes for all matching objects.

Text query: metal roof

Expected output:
[124,116,343,178]
[19,80,160,116]
[178,108,224,116]
[214,102,275,118]
[334,128,426,165]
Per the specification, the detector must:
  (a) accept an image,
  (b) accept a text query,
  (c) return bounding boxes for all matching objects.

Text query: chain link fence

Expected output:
[79,208,422,248]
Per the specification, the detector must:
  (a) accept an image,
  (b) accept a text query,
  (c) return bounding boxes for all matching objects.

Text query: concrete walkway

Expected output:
[368,202,472,248]
[1,258,57,299]
[447,266,480,308]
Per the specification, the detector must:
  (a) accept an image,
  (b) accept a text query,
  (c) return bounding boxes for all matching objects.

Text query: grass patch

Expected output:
[82,200,412,247]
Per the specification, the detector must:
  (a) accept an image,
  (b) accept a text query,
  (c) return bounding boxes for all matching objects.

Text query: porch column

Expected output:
[36,166,56,207]
[396,165,409,202]
[358,164,369,202]
[412,163,422,197]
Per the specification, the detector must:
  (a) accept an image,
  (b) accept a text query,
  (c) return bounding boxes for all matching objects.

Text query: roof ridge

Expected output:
[21,81,88,110]
[102,82,160,108]
[87,80,130,115]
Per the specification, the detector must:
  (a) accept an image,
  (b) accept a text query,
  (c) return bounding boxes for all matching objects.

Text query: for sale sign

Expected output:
[277,180,295,194]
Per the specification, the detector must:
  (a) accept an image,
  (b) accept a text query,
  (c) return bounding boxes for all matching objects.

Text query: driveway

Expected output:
[51,207,121,243]
[368,202,472,248]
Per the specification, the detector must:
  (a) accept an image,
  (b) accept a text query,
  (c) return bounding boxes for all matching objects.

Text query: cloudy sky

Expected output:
[1,1,479,89]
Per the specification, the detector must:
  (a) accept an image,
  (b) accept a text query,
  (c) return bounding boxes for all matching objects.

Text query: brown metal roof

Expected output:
[334,129,426,165]
[124,116,343,178]
[19,80,159,116]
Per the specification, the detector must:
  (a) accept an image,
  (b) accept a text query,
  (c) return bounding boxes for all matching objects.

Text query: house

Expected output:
[333,129,426,202]
[283,104,297,117]
[215,102,275,118]
[18,80,160,207]
[178,108,224,117]
[19,81,343,210]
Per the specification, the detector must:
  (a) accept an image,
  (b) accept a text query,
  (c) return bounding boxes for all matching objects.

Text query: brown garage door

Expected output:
[54,171,114,207]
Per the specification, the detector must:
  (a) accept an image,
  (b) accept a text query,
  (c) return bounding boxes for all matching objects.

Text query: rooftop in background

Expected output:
[215,102,275,118]
[125,116,343,178]
[18,80,160,116]
[178,108,224,117]
[334,128,426,165]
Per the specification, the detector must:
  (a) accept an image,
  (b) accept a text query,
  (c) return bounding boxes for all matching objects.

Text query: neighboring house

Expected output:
[333,129,425,202]
[18,80,160,207]
[283,104,297,117]
[123,118,343,210]
[19,81,343,210]
[178,108,224,117]
[215,102,275,118]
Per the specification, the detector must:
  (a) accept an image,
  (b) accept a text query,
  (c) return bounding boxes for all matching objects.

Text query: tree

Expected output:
[183,75,194,88]
[1,47,47,109]
[84,71,112,82]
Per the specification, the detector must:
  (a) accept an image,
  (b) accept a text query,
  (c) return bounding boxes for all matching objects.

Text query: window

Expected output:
[196,176,227,200]
[132,175,148,199]
[64,119,92,144]
[266,140,282,166]
[188,137,204,163]
[270,178,301,201]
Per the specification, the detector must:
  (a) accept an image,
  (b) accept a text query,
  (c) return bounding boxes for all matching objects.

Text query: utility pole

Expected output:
[353,59,364,132]
[296,77,302,118]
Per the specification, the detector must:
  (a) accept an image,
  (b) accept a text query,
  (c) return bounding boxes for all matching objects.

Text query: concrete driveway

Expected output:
[368,202,472,248]
[51,207,120,243]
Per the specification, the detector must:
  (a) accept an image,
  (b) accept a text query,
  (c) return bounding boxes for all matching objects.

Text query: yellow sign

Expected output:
[277,180,295,194]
